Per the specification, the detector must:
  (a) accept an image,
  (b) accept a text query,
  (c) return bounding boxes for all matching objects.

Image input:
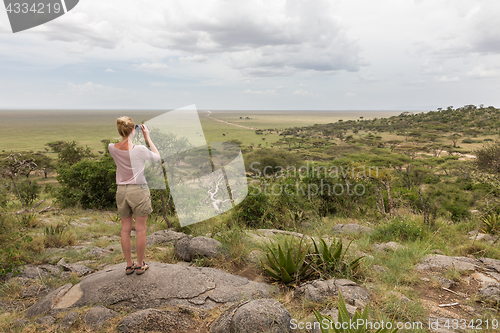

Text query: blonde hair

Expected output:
[116,116,135,137]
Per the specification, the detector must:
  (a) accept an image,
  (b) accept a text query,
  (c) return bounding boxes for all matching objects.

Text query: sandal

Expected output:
[125,262,136,275]
[135,261,149,275]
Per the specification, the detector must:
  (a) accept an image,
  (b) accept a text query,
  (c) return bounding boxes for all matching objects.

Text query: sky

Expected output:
[0,0,499,111]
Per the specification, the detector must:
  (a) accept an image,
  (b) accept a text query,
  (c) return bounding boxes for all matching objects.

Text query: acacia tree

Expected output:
[1,152,37,210]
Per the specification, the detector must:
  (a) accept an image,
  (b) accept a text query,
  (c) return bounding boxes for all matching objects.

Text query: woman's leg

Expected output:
[135,215,148,265]
[121,216,134,266]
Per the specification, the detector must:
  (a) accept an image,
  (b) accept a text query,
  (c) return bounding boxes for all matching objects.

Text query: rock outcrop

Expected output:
[25,262,273,317]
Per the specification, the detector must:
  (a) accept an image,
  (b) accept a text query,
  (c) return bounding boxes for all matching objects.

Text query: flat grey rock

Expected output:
[22,285,50,298]
[85,306,118,330]
[62,264,93,277]
[294,279,370,308]
[415,254,480,272]
[146,229,186,247]
[86,247,112,258]
[59,311,79,330]
[117,308,196,332]
[210,299,292,333]
[479,257,500,273]
[331,224,374,235]
[34,315,55,326]
[373,241,406,251]
[26,262,273,314]
[478,283,500,304]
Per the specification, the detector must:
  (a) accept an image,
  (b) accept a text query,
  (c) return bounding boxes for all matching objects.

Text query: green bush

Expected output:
[233,186,272,228]
[444,202,471,222]
[373,218,425,242]
[56,154,116,209]
[17,179,41,207]
[0,212,32,277]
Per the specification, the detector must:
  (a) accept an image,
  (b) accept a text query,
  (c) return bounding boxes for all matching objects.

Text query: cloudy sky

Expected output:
[0,0,499,110]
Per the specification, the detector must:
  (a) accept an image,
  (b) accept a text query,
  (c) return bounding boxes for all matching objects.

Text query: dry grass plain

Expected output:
[0,109,403,153]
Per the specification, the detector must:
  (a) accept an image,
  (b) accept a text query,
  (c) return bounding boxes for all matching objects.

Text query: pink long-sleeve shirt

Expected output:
[108,144,161,185]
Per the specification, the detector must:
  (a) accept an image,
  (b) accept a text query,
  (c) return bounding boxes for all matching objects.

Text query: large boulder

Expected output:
[117,308,196,332]
[25,262,273,314]
[210,299,292,333]
[174,236,226,261]
[25,283,73,318]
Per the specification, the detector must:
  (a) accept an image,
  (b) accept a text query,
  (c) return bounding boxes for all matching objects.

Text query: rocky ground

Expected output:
[1,219,499,333]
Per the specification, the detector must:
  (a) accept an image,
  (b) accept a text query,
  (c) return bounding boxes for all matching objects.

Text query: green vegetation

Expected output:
[311,237,362,279]
[313,292,398,333]
[2,104,500,330]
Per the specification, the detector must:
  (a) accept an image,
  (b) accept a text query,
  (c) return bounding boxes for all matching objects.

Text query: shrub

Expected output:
[373,218,425,242]
[56,154,116,209]
[444,202,471,222]
[43,224,76,248]
[17,179,41,207]
[233,186,272,228]
[0,216,33,277]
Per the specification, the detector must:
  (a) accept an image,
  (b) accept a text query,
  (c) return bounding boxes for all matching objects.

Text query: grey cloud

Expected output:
[144,0,362,76]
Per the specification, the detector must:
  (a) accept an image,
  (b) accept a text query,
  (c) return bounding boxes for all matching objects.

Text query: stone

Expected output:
[210,299,292,333]
[86,247,112,258]
[34,316,55,326]
[103,220,118,226]
[25,283,73,318]
[468,233,498,242]
[174,236,225,262]
[31,262,273,312]
[22,284,50,298]
[434,276,456,289]
[146,229,186,247]
[479,257,500,273]
[117,308,196,332]
[174,235,194,261]
[372,265,387,273]
[294,279,370,308]
[331,224,374,235]
[471,272,499,285]
[478,283,500,304]
[59,311,79,330]
[415,254,480,272]
[85,306,118,330]
[105,243,122,252]
[62,264,93,277]
[13,318,30,327]
[373,242,406,252]
[247,250,263,265]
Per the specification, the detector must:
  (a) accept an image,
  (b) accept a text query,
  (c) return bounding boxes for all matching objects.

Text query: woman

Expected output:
[108,116,160,275]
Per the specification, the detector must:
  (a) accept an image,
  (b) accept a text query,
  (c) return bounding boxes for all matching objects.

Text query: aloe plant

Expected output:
[262,237,314,284]
[482,213,500,235]
[311,237,362,279]
[313,292,398,333]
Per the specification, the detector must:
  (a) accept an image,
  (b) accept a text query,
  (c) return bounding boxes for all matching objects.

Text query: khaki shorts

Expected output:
[116,184,153,218]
